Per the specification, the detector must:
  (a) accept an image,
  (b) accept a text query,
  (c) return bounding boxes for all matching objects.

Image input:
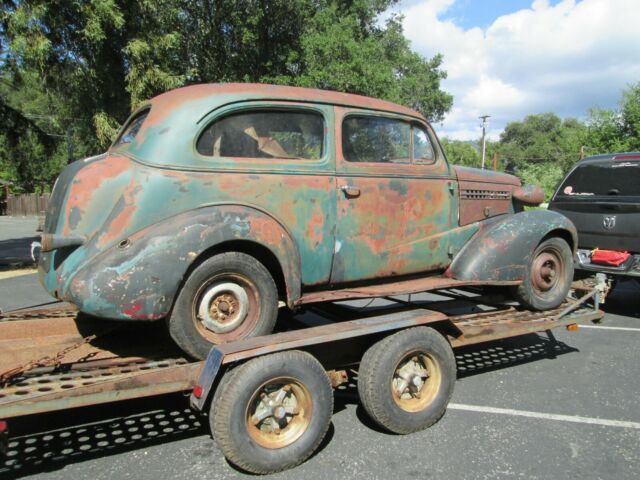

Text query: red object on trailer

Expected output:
[591,249,630,267]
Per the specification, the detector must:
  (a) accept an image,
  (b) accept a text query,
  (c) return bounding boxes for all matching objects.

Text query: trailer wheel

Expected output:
[358,327,456,434]
[514,237,574,311]
[168,252,278,359]
[211,350,333,474]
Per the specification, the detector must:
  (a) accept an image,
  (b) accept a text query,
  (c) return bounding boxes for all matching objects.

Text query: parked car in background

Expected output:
[38,83,577,359]
[549,152,640,280]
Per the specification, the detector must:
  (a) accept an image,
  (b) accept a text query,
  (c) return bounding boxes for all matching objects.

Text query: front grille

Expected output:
[460,189,511,200]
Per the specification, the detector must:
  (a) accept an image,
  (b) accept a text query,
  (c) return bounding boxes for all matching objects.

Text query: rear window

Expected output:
[114,109,149,146]
[557,161,640,197]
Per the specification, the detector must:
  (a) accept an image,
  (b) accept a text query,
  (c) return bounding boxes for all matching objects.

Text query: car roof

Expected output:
[147,83,425,121]
[578,152,640,164]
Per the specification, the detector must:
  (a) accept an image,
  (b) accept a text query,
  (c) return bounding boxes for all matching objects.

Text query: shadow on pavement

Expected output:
[601,279,640,318]
[1,394,206,479]
[335,331,577,432]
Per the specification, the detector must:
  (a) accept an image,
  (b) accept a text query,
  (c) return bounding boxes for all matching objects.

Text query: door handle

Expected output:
[340,185,361,198]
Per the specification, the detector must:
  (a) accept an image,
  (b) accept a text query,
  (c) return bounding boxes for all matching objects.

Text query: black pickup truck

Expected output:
[549,152,640,279]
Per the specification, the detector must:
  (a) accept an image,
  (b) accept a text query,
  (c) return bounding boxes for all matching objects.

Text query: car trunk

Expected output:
[549,159,640,252]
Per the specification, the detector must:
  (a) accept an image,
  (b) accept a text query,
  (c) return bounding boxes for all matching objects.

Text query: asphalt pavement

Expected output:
[0,273,638,480]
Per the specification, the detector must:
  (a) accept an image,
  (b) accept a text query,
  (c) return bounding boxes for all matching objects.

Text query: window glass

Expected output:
[413,127,435,164]
[197,110,324,160]
[342,116,410,163]
[557,160,640,197]
[114,109,149,146]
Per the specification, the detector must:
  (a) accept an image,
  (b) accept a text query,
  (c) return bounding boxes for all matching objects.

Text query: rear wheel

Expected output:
[168,252,278,359]
[357,327,456,434]
[211,350,333,474]
[514,237,573,310]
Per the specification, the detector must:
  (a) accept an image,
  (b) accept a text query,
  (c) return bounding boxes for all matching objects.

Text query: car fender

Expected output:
[65,204,301,320]
[446,210,577,282]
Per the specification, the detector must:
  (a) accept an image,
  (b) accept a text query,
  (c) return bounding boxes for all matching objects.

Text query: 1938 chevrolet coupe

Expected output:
[38,84,576,359]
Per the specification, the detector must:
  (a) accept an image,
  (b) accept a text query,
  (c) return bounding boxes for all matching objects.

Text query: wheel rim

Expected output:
[246,377,312,449]
[192,274,260,343]
[391,351,442,413]
[197,282,249,333]
[530,247,564,295]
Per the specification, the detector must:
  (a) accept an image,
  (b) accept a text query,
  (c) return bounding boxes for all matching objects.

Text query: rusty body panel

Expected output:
[446,209,578,282]
[38,82,574,334]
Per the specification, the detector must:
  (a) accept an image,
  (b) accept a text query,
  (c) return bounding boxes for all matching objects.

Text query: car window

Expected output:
[413,126,435,164]
[197,110,324,160]
[342,116,411,164]
[113,109,149,146]
[557,160,640,197]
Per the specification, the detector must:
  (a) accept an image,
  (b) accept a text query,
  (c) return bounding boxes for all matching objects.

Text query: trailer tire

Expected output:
[211,350,333,474]
[513,237,573,311]
[168,252,278,360]
[358,327,455,434]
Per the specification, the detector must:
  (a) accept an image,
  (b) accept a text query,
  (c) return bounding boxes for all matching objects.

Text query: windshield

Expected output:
[556,160,640,198]
[113,109,150,147]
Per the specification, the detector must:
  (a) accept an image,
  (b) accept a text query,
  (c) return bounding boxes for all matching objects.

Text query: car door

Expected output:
[330,107,457,284]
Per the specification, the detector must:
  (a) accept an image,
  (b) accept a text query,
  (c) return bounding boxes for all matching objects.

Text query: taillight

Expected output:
[613,154,640,160]
[192,385,203,399]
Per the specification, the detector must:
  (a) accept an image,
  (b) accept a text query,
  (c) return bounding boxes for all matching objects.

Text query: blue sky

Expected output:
[393,0,640,141]
[432,0,557,29]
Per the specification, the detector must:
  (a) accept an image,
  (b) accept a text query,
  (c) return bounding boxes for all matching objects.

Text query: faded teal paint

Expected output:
[37,83,546,325]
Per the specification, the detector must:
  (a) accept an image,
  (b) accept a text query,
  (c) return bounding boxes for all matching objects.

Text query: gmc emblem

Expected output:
[603,215,617,230]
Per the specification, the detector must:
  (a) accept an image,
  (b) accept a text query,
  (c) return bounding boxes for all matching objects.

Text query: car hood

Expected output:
[453,166,521,186]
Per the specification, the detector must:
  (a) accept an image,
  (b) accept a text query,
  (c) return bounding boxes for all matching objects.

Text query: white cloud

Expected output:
[400,0,640,140]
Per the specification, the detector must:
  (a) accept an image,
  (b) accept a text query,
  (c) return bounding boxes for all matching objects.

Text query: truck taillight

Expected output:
[192,385,203,399]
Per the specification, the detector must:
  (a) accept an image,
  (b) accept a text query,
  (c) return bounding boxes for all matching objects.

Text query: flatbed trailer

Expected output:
[0,280,606,472]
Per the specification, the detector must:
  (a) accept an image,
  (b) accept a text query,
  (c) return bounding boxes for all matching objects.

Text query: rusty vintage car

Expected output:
[38,83,576,359]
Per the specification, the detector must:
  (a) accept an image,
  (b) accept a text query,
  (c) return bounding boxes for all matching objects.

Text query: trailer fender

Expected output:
[446,210,577,282]
[64,204,301,320]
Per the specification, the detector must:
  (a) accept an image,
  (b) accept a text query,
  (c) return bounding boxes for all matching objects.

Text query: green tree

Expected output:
[586,82,640,154]
[495,113,587,199]
[1,0,453,192]
[440,138,480,167]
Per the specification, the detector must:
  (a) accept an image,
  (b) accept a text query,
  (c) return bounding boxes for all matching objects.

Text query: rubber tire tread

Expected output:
[168,252,278,360]
[358,327,456,434]
[211,350,333,474]
[514,237,574,311]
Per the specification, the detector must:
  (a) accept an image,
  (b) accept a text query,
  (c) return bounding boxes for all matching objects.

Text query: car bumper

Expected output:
[575,249,640,277]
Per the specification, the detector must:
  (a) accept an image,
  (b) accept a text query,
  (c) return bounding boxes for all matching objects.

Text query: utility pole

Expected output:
[479,115,490,169]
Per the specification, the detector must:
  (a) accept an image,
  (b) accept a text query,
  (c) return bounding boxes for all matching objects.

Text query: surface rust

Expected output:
[37,83,575,334]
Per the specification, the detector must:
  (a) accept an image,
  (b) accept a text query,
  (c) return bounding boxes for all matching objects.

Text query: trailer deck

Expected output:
[0,284,604,423]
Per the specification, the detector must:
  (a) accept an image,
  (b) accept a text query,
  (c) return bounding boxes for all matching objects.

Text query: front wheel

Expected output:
[211,350,333,474]
[168,252,278,359]
[514,237,574,311]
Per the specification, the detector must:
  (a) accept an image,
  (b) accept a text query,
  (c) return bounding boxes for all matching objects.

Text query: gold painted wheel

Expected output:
[246,377,313,449]
[391,351,442,413]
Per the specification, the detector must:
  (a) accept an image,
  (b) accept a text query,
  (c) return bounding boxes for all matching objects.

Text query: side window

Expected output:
[413,126,435,164]
[342,116,410,163]
[196,110,324,160]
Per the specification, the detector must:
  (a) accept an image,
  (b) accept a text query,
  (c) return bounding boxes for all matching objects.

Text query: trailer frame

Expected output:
[0,278,607,463]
